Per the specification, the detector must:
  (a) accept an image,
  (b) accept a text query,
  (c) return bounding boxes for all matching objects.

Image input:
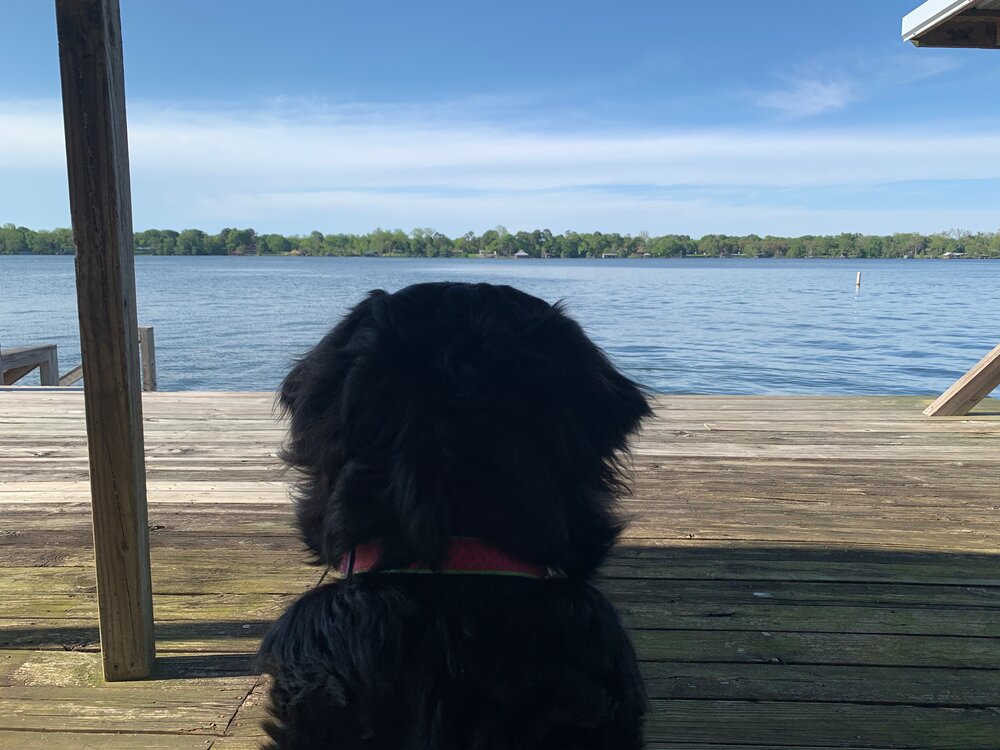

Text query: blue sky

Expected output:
[3,0,1000,237]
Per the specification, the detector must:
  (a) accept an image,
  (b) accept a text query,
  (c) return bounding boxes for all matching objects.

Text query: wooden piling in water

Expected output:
[139,326,157,391]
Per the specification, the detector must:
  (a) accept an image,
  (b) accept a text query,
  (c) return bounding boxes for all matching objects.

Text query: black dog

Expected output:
[259,282,650,749]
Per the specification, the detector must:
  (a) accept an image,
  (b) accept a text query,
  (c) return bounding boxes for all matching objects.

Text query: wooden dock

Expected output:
[1,391,999,748]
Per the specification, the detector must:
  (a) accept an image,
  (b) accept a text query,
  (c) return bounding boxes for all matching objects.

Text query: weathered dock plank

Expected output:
[645,700,1000,748]
[0,732,212,750]
[641,661,1000,705]
[0,390,998,748]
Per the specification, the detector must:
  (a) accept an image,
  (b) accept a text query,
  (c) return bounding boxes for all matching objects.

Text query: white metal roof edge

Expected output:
[902,0,978,41]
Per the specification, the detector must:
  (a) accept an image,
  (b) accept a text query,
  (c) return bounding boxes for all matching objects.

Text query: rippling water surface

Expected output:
[2,255,999,394]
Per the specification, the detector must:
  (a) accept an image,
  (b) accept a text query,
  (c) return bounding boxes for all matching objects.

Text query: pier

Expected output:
[2,390,998,748]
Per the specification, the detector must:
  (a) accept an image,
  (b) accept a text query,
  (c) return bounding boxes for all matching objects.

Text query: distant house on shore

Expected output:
[514,250,530,258]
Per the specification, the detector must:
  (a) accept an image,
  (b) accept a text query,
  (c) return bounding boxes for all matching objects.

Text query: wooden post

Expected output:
[55,0,154,680]
[38,345,60,386]
[924,343,1000,417]
[139,326,157,391]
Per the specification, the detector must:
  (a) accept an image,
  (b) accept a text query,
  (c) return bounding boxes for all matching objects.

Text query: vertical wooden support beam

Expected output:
[38,346,60,386]
[139,326,157,391]
[924,343,1000,417]
[55,0,154,680]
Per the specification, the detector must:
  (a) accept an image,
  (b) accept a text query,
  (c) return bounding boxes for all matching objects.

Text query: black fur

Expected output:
[259,282,651,748]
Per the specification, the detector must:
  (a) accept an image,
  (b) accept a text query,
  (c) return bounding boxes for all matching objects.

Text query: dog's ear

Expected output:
[511,305,650,578]
[279,289,390,416]
[577,352,652,456]
[541,303,652,457]
[277,290,398,563]
[278,287,455,568]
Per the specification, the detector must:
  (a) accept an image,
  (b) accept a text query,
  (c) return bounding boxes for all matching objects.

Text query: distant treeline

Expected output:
[3,223,1000,259]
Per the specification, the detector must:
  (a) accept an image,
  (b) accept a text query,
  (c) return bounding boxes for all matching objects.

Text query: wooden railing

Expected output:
[1,326,157,390]
[0,344,59,386]
[59,363,84,386]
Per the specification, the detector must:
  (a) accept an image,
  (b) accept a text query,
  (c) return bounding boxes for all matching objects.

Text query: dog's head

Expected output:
[279,282,650,578]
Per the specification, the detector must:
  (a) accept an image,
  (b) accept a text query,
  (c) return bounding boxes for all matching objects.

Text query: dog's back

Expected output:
[260,574,645,749]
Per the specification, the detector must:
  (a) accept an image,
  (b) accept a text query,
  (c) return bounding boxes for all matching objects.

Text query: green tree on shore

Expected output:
[4,224,1000,260]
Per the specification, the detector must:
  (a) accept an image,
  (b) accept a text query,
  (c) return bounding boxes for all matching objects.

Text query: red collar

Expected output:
[337,537,549,579]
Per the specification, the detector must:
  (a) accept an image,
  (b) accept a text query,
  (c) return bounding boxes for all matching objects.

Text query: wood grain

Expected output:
[139,326,157,391]
[55,0,153,680]
[925,342,1000,416]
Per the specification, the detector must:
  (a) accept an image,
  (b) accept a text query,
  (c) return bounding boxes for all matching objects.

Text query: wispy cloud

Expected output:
[756,53,962,118]
[878,54,963,86]
[122,102,1000,188]
[757,77,857,117]
[3,97,1000,235]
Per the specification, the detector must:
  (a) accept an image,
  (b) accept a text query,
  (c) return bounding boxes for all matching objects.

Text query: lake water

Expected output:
[2,255,999,394]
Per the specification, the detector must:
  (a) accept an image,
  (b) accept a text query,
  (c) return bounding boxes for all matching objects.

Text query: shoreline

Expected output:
[6,253,998,261]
